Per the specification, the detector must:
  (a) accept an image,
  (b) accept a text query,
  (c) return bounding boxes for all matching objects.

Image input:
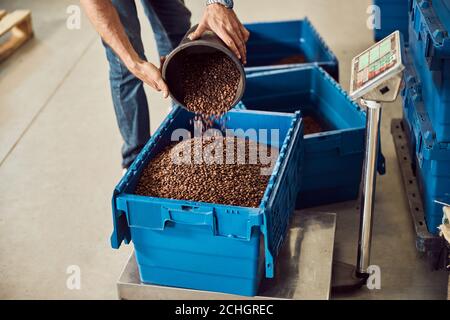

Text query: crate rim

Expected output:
[117,193,263,212]
[114,108,302,210]
[244,64,367,125]
[243,17,338,67]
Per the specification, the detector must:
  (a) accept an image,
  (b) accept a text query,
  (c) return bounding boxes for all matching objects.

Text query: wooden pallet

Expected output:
[0,9,33,62]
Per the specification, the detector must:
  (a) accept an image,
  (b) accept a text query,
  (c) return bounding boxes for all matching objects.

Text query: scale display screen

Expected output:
[350,31,403,100]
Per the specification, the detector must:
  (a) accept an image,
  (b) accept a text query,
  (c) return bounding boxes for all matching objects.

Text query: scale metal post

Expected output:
[333,31,405,291]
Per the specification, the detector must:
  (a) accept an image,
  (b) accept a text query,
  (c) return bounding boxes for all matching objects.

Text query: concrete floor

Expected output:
[0,0,447,299]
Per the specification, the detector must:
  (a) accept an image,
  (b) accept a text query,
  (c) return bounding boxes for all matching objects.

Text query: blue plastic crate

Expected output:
[375,20,409,42]
[433,0,450,31]
[374,0,409,42]
[402,51,450,234]
[409,0,450,141]
[402,89,450,234]
[111,107,304,296]
[240,66,386,209]
[402,49,422,157]
[244,19,339,81]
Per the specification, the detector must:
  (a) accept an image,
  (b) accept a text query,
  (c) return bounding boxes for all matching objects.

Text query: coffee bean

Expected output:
[134,136,276,208]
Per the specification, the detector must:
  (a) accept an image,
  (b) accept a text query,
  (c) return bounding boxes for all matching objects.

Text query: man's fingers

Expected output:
[156,77,169,99]
[233,22,246,48]
[229,19,244,41]
[227,27,246,63]
[241,25,250,42]
[132,61,169,98]
[231,10,250,42]
[236,27,247,62]
[217,30,241,61]
[148,80,160,91]
[146,78,169,99]
[188,23,207,41]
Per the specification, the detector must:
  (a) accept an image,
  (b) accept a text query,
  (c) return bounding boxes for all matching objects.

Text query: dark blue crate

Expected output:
[402,91,450,234]
[240,66,386,209]
[402,50,450,234]
[374,0,409,42]
[402,49,421,158]
[375,0,409,14]
[244,19,339,81]
[111,107,304,296]
[375,20,409,41]
[409,0,450,141]
[433,0,450,31]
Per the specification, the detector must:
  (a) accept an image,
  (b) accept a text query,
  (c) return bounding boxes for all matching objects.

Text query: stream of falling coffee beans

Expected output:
[135,51,275,208]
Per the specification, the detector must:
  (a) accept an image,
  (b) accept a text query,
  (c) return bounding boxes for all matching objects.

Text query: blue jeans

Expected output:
[103,0,191,168]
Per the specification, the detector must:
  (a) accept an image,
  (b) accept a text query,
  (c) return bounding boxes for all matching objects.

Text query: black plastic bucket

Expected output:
[162,25,246,111]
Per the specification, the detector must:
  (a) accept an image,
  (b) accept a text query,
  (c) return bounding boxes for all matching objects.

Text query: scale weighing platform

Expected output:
[117,211,336,300]
[116,31,405,299]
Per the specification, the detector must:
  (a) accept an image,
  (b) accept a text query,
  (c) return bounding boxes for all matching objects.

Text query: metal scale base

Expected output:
[117,211,336,300]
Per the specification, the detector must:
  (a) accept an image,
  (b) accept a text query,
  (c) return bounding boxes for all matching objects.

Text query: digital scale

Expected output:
[333,31,405,291]
[116,31,406,299]
[350,30,404,102]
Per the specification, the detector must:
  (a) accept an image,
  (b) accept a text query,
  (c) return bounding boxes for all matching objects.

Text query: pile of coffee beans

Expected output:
[134,136,276,208]
[273,54,306,66]
[180,52,241,116]
[303,115,325,134]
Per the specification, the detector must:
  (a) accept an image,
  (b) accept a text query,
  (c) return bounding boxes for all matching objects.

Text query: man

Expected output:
[80,0,249,170]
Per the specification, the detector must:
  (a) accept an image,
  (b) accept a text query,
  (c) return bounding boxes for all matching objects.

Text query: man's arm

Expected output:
[189,2,250,64]
[80,0,168,98]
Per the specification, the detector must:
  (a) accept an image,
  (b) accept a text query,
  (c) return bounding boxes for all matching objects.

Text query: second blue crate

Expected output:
[241,66,386,209]
[244,19,339,81]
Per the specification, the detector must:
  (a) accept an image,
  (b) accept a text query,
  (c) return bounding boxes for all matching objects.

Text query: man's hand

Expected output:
[80,0,169,98]
[129,59,169,98]
[188,4,250,64]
